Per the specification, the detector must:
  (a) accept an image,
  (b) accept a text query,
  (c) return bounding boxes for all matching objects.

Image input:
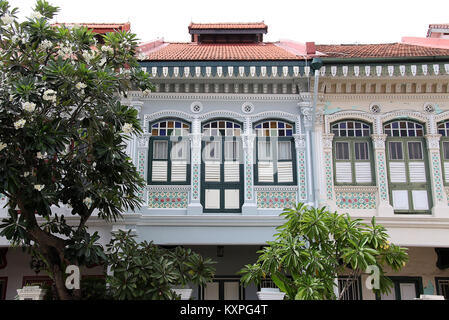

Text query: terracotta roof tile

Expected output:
[144,42,304,61]
[315,43,449,58]
[188,22,267,30]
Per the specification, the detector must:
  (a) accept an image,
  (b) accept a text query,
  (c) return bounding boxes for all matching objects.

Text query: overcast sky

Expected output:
[11,0,449,44]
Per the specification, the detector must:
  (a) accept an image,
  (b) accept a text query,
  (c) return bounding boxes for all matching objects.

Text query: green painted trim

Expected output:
[200,136,244,213]
[385,135,432,214]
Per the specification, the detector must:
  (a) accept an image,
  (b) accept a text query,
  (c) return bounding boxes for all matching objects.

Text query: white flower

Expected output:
[57,43,73,60]
[122,123,133,134]
[22,102,36,112]
[36,152,47,159]
[23,172,30,177]
[14,119,26,129]
[83,197,92,207]
[75,82,87,90]
[99,57,106,67]
[1,14,14,25]
[11,35,19,43]
[39,40,53,51]
[34,184,44,191]
[143,88,151,96]
[30,11,44,20]
[82,50,95,64]
[137,53,147,60]
[43,89,56,103]
[101,45,114,54]
[0,142,6,151]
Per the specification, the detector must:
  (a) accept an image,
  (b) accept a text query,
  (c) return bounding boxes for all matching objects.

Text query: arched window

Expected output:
[438,121,449,184]
[148,119,190,184]
[201,119,243,212]
[331,120,373,185]
[384,120,430,213]
[254,120,296,184]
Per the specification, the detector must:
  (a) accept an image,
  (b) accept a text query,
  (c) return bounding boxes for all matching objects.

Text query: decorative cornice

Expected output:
[146,185,191,192]
[334,186,378,193]
[254,186,298,192]
[128,91,303,102]
[323,93,449,100]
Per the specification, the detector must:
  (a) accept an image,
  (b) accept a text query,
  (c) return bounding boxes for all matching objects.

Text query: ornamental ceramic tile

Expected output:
[335,191,376,209]
[257,191,297,209]
[148,192,188,208]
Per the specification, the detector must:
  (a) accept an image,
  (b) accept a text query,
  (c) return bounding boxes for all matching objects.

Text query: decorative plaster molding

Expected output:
[334,186,378,193]
[144,110,194,123]
[425,134,442,150]
[371,134,387,149]
[146,185,191,192]
[254,186,299,192]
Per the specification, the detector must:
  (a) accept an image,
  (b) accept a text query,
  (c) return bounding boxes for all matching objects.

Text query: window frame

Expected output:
[376,276,423,300]
[331,120,375,186]
[253,119,297,186]
[147,118,191,185]
[384,120,432,214]
[438,121,449,186]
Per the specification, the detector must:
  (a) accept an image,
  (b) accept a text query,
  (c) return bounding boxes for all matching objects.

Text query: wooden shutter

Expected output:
[355,162,371,183]
[171,161,187,181]
[205,189,220,209]
[277,162,293,183]
[258,161,274,182]
[205,161,220,182]
[408,162,426,182]
[389,162,407,183]
[224,189,240,209]
[151,161,168,181]
[224,161,239,182]
[411,190,429,210]
[335,162,352,183]
[392,190,409,210]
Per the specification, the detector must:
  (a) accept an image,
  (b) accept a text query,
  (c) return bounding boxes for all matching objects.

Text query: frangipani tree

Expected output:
[238,203,409,300]
[0,0,153,299]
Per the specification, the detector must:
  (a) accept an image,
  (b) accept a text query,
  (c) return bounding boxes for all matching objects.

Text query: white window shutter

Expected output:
[258,161,274,182]
[205,161,221,182]
[444,162,449,182]
[355,162,371,183]
[392,190,409,210]
[224,161,239,182]
[171,161,187,181]
[408,162,426,182]
[389,162,407,183]
[335,162,352,183]
[224,189,240,209]
[205,189,220,209]
[412,190,429,210]
[151,161,168,181]
[277,162,293,183]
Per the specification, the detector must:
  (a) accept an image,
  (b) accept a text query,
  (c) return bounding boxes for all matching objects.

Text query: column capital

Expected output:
[293,134,307,149]
[425,134,442,150]
[322,133,334,151]
[371,134,388,149]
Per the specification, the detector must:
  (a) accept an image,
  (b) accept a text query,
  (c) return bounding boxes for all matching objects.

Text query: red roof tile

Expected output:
[315,43,449,58]
[428,24,449,29]
[188,22,267,30]
[144,42,304,61]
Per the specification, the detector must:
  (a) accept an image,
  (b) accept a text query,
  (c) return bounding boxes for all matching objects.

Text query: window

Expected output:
[201,120,243,212]
[148,120,190,184]
[254,120,296,184]
[331,121,373,185]
[338,277,362,300]
[377,276,422,300]
[436,278,449,299]
[0,277,6,300]
[438,121,449,184]
[385,121,431,213]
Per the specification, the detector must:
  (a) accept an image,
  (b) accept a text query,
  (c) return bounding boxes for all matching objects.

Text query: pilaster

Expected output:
[242,117,257,215]
[425,133,448,217]
[187,116,203,214]
[322,133,337,211]
[371,133,394,216]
